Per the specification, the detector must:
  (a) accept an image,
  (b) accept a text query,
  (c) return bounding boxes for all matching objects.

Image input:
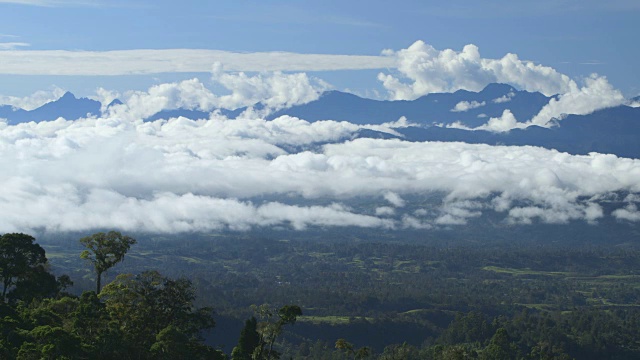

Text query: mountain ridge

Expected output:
[2,84,639,158]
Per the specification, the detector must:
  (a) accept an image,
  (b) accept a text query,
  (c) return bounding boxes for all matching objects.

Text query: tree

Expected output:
[250,304,302,359]
[480,328,520,360]
[0,233,48,302]
[335,338,371,360]
[231,317,260,360]
[99,270,218,359]
[79,231,136,293]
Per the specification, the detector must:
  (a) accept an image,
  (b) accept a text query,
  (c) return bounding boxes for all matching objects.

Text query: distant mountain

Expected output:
[352,105,640,158]
[267,83,552,126]
[0,92,102,125]
[145,109,211,122]
[2,85,639,159]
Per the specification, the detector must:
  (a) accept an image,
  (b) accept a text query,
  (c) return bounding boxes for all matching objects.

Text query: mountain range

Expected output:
[268,83,551,127]
[0,92,102,124]
[1,84,639,158]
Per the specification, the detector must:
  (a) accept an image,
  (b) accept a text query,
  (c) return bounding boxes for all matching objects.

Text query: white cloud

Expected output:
[378,40,629,132]
[93,87,121,112]
[529,74,625,126]
[105,78,217,121]
[210,63,330,110]
[101,67,331,118]
[0,186,392,233]
[508,201,604,225]
[383,191,406,207]
[492,91,515,103]
[0,49,394,75]
[378,41,625,130]
[612,204,640,222]
[474,109,526,133]
[451,100,485,112]
[375,206,395,216]
[0,42,29,50]
[401,215,432,229]
[0,86,66,110]
[378,41,573,100]
[1,91,640,233]
[435,200,483,225]
[457,75,624,132]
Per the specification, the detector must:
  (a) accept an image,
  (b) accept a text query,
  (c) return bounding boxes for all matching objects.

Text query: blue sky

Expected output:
[0,0,638,99]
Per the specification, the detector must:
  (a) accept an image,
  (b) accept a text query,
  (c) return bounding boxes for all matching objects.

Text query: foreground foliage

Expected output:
[6,231,640,359]
[0,232,224,359]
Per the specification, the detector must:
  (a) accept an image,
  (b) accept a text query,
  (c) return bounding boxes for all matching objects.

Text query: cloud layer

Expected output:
[378,41,574,99]
[0,41,637,234]
[0,49,394,75]
[1,107,640,234]
[378,41,626,128]
[103,70,330,120]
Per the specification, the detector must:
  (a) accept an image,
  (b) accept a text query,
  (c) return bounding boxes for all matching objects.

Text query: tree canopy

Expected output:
[0,233,51,303]
[80,231,136,293]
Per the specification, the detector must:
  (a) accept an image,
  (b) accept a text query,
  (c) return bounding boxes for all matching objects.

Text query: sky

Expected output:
[1,0,640,235]
[0,0,638,99]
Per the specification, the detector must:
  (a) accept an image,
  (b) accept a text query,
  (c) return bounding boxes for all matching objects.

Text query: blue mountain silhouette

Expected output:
[267,83,551,126]
[0,92,101,124]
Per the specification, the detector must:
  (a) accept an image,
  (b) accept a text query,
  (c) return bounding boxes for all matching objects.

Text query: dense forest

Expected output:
[2,230,640,359]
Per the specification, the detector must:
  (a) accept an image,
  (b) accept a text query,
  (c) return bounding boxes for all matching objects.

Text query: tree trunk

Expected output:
[97,272,102,294]
[1,279,7,302]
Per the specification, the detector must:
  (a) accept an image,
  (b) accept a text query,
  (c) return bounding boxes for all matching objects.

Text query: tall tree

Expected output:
[0,233,48,302]
[99,270,219,359]
[79,231,136,293]
[231,317,260,360]
[251,304,302,359]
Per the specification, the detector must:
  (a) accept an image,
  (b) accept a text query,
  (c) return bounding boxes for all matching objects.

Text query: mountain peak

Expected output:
[320,90,361,99]
[107,99,123,107]
[59,91,76,101]
[480,83,516,96]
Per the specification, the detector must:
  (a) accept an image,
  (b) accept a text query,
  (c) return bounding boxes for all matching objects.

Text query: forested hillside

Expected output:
[3,231,638,359]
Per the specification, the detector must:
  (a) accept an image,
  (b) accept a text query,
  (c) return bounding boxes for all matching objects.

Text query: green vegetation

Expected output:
[79,231,137,293]
[4,231,640,359]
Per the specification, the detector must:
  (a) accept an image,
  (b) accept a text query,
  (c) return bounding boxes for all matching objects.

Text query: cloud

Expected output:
[383,191,405,207]
[106,79,218,121]
[0,42,29,50]
[210,63,330,110]
[401,215,432,229]
[452,75,624,132]
[106,71,331,120]
[451,100,485,112]
[375,206,395,216]
[0,86,66,110]
[1,87,640,233]
[474,109,526,132]
[0,49,394,75]
[379,41,627,132]
[492,91,515,103]
[456,76,624,131]
[378,41,573,100]
[529,74,625,126]
[613,204,640,222]
[0,185,392,233]
[435,200,483,225]
[507,200,604,225]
